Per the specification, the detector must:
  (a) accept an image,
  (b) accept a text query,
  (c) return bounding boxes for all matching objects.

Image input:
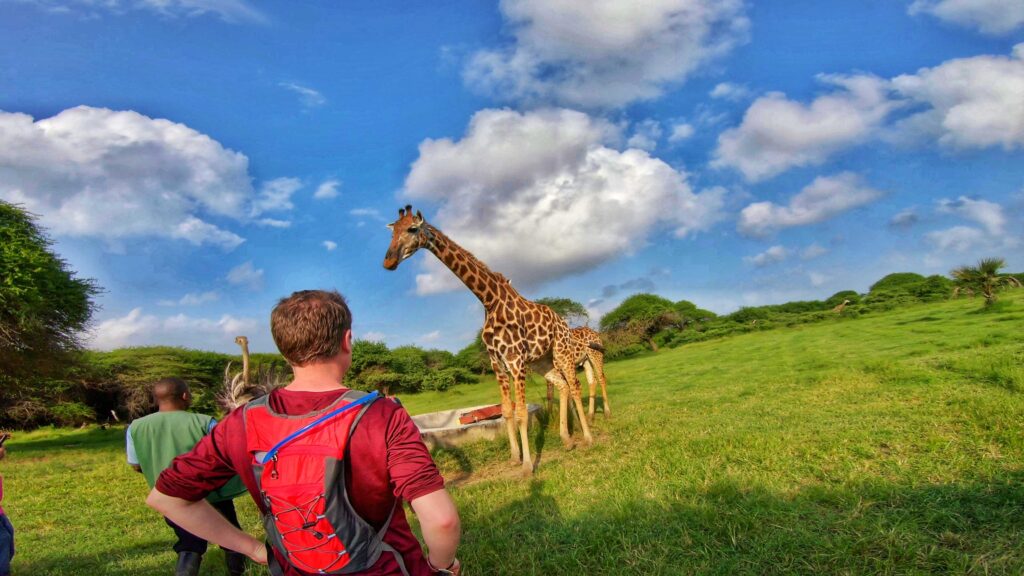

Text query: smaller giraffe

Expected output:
[571,327,611,422]
[832,299,851,314]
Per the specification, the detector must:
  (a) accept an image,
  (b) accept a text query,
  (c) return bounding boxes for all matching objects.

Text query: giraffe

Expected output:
[571,326,611,423]
[383,206,593,474]
[831,299,851,314]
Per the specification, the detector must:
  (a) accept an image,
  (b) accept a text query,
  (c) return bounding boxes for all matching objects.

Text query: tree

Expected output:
[0,201,99,375]
[536,297,589,327]
[952,258,1021,306]
[600,294,681,352]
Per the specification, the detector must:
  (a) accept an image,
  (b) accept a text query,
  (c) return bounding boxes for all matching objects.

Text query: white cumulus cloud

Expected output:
[709,82,750,101]
[909,0,1024,35]
[313,179,340,200]
[714,75,898,182]
[226,261,264,291]
[925,225,988,253]
[738,173,884,237]
[890,45,1024,150]
[744,245,788,267]
[668,123,695,143]
[463,0,750,108]
[0,106,254,249]
[403,108,726,293]
[89,307,259,351]
[626,120,663,151]
[323,240,337,251]
[937,196,1006,235]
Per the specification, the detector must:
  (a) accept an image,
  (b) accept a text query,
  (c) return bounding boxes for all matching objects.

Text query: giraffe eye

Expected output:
[407,226,419,233]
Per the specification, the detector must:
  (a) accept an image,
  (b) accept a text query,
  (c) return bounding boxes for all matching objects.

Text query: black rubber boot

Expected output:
[225,550,248,576]
[175,551,202,576]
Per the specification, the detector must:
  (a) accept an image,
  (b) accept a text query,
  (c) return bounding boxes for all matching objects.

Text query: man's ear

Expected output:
[341,329,353,353]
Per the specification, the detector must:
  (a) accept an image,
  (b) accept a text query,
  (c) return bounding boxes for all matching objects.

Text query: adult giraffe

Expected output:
[383,206,593,474]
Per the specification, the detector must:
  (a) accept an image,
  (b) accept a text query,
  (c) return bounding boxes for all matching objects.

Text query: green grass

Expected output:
[4,293,1024,574]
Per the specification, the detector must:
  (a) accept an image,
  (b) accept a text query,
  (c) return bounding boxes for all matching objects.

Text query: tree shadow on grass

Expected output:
[8,426,124,457]
[458,472,1024,575]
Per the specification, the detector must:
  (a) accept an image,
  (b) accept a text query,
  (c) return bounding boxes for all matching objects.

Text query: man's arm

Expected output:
[146,489,267,564]
[410,488,461,573]
[125,425,142,473]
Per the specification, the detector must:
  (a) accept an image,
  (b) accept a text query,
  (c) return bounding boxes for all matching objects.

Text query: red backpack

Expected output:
[243,390,409,575]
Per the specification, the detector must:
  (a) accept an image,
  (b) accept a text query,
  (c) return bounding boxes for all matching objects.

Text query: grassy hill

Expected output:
[4,292,1023,574]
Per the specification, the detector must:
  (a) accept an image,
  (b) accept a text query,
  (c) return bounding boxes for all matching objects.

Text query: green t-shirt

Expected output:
[128,410,246,502]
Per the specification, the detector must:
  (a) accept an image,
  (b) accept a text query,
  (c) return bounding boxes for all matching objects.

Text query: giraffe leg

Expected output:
[596,354,611,419]
[512,366,533,475]
[546,379,554,414]
[560,357,593,445]
[545,369,572,448]
[583,359,597,424]
[490,356,520,464]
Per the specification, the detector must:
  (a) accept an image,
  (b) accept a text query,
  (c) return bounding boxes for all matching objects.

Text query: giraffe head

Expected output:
[234,335,248,347]
[383,204,428,270]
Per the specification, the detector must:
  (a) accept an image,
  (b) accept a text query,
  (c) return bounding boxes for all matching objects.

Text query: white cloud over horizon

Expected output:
[403,108,727,294]
[738,173,884,237]
[89,307,260,351]
[463,0,750,108]
[0,106,256,250]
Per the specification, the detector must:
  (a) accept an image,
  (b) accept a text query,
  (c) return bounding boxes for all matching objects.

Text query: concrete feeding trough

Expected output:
[412,403,542,449]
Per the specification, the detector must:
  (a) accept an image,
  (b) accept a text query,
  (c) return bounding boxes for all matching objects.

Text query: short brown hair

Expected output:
[271,290,353,366]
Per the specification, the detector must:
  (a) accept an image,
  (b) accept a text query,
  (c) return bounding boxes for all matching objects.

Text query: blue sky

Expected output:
[2,0,1022,353]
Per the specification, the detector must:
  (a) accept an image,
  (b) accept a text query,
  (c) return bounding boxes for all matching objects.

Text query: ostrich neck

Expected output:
[425,225,516,311]
[240,342,250,385]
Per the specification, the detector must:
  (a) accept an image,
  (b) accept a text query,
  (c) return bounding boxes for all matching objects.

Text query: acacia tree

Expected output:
[599,294,682,352]
[536,297,589,327]
[1,201,99,427]
[951,258,1021,306]
[0,201,98,375]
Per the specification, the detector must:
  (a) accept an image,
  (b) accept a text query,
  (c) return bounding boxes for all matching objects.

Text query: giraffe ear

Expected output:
[415,210,424,224]
[386,222,394,230]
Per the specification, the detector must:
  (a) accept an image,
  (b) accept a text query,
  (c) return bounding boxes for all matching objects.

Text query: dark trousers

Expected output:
[0,513,13,576]
[164,499,240,555]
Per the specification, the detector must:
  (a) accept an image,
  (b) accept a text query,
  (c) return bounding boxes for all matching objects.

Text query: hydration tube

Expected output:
[260,391,380,465]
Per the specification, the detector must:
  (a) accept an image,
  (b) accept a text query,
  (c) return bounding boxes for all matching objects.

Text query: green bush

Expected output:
[49,401,95,427]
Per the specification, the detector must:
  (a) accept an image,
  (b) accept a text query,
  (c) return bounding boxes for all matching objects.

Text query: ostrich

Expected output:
[219,336,284,411]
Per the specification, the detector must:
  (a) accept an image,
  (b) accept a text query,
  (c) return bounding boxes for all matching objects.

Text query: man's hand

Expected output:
[248,541,269,565]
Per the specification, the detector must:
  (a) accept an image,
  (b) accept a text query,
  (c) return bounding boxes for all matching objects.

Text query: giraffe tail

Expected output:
[587,342,605,353]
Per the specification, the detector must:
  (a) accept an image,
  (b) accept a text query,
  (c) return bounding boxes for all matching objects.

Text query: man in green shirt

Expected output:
[127,377,248,576]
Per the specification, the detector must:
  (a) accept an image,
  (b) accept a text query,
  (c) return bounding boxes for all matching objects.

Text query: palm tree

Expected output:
[951,258,1022,306]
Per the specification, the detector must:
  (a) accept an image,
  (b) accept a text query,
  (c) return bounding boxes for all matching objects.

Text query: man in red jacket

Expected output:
[147,290,461,575]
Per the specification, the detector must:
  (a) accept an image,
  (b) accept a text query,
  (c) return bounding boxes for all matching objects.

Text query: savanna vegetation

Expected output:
[4,290,1023,574]
[1,196,1020,429]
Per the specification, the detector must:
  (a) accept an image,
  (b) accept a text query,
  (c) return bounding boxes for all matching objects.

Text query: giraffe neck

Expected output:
[424,224,516,310]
